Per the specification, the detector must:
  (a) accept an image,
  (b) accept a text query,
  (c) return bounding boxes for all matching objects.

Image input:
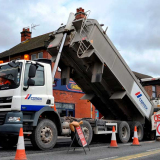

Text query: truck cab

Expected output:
[0,59,61,150]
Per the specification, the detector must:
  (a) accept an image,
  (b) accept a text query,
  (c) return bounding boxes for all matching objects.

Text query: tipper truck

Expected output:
[0,8,159,150]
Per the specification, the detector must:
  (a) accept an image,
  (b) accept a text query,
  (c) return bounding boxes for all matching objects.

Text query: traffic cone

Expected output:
[54,104,57,112]
[131,126,140,146]
[15,128,27,160]
[109,126,118,148]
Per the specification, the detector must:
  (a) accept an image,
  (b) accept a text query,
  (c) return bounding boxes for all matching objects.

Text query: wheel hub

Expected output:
[40,126,53,143]
[122,126,127,138]
[137,126,141,138]
[82,127,89,141]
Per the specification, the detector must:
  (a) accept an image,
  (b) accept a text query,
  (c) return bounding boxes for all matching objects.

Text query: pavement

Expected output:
[1,138,160,160]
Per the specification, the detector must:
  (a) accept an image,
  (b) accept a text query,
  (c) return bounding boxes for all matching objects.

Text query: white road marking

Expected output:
[123,140,155,146]
[98,156,118,160]
[147,147,160,152]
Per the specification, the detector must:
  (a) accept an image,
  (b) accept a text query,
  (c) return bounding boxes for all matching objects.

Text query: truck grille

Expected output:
[0,112,7,125]
[0,105,11,109]
[0,96,12,103]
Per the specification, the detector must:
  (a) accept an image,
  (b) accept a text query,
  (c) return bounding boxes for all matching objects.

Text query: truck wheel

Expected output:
[0,136,18,149]
[130,121,144,141]
[118,121,130,143]
[71,120,92,146]
[31,119,57,150]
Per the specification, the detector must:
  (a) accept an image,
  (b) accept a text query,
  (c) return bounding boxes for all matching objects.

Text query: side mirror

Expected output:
[27,79,35,86]
[28,64,37,78]
[23,79,35,91]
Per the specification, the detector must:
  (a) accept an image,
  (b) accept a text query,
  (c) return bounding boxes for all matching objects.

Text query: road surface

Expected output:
[1,137,160,160]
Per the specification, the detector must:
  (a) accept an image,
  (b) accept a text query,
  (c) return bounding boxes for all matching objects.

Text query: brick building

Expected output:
[0,28,159,118]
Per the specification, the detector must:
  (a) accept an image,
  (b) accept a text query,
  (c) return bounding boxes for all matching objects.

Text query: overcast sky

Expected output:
[0,0,160,77]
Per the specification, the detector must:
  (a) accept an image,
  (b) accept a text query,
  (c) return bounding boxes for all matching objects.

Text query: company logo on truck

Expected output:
[25,94,42,101]
[135,92,148,110]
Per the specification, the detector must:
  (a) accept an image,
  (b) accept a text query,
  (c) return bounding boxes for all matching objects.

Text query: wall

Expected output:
[53,90,95,118]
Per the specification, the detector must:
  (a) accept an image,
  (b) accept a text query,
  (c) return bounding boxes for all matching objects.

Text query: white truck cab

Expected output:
[0,59,61,150]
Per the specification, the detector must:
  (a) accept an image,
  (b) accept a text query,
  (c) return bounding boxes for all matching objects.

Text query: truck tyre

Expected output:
[71,120,92,146]
[0,136,18,149]
[31,119,57,150]
[130,121,144,141]
[117,121,130,143]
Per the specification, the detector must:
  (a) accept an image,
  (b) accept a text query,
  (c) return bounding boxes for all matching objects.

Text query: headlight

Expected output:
[8,117,21,122]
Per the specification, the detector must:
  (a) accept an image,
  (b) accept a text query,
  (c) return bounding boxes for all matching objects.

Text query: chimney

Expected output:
[75,7,86,20]
[20,27,32,42]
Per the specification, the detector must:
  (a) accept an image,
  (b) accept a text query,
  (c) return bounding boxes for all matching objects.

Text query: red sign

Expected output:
[154,114,160,122]
[76,126,87,147]
[156,122,160,136]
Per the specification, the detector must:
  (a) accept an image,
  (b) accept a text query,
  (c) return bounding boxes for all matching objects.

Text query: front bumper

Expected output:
[0,111,23,135]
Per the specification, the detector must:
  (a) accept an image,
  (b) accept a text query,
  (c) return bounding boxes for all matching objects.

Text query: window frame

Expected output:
[152,85,156,98]
[38,52,43,59]
[31,54,37,61]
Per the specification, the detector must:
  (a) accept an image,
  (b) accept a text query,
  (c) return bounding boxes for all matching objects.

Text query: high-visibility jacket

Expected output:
[0,80,11,85]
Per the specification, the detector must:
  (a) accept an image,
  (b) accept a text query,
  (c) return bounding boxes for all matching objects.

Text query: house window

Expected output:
[31,54,37,60]
[31,52,43,60]
[152,86,156,98]
[38,52,43,58]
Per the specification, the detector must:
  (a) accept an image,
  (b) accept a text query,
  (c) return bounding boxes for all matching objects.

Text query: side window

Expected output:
[24,63,45,86]
[152,86,156,98]
[31,54,37,60]
[38,52,43,58]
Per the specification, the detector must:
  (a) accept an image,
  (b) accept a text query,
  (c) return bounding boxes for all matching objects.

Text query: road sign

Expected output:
[76,126,87,147]
[156,122,160,136]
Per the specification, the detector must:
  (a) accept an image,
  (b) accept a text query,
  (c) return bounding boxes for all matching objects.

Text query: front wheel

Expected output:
[31,119,57,150]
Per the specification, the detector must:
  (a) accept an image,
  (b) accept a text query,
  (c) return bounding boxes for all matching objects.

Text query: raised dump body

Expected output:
[47,16,153,123]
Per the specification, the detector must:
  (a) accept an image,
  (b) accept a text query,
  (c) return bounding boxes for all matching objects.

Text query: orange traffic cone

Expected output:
[109,126,118,148]
[131,126,140,146]
[54,104,57,112]
[15,128,27,160]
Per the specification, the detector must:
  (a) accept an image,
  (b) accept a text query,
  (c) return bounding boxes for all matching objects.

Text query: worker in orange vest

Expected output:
[0,77,11,85]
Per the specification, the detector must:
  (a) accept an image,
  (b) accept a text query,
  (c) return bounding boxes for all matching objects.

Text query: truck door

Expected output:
[21,62,48,111]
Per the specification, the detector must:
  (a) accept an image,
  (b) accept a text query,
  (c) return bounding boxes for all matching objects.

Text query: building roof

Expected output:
[0,32,153,80]
[0,32,52,59]
[133,71,152,79]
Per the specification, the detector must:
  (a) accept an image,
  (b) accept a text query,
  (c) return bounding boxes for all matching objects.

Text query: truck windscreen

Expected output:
[0,62,22,90]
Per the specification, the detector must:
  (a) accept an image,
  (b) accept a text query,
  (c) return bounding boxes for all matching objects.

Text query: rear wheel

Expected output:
[31,119,57,150]
[71,120,92,146]
[117,121,130,143]
[130,121,144,141]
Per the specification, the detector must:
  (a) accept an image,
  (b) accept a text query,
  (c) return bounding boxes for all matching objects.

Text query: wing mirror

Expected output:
[27,79,35,86]
[28,64,37,78]
[23,64,37,91]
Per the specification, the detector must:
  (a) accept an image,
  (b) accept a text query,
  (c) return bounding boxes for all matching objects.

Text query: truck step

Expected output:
[23,119,34,122]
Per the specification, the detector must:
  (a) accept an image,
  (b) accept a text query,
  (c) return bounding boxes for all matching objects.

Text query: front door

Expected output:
[21,62,48,111]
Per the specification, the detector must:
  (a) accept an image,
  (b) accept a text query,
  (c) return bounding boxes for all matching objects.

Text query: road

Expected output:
[1,138,160,160]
